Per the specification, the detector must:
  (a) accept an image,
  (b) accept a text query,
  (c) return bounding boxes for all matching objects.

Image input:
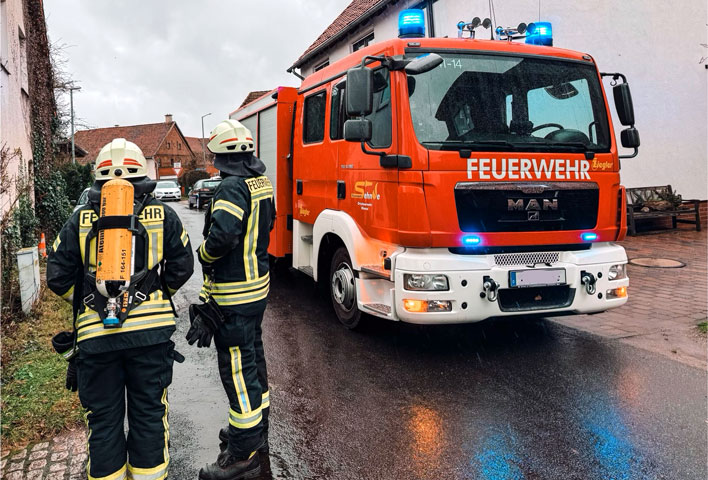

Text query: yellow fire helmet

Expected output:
[94,138,148,180]
[207,119,255,154]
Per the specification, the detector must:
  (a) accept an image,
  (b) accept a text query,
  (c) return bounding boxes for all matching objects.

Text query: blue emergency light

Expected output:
[525,22,553,46]
[462,235,482,246]
[398,9,425,38]
[581,232,598,242]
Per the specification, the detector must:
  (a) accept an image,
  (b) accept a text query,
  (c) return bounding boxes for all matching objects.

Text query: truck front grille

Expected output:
[454,182,599,232]
[493,252,560,266]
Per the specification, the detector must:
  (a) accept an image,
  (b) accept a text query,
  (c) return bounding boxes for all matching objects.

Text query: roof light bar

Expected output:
[399,9,425,38]
[525,22,553,46]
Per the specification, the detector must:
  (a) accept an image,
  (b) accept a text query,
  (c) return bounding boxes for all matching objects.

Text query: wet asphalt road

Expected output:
[166,200,706,480]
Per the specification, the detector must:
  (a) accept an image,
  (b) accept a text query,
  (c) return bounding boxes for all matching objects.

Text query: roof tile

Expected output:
[294,0,390,68]
[74,122,173,163]
[239,90,272,108]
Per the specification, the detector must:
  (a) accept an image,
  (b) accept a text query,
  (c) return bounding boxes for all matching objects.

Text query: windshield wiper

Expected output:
[422,140,599,158]
[507,140,599,158]
[422,140,517,150]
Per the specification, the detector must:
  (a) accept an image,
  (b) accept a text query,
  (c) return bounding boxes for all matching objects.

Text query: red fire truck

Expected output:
[231,16,639,329]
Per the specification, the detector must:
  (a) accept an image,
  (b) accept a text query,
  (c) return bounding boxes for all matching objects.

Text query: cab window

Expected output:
[303,90,327,143]
[330,81,349,140]
[367,69,391,148]
[329,69,391,147]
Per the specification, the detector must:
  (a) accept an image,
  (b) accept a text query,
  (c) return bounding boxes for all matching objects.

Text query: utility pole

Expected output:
[69,85,81,164]
[201,112,212,168]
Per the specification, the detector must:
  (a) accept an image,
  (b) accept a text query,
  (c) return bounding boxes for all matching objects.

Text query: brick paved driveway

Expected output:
[552,226,707,368]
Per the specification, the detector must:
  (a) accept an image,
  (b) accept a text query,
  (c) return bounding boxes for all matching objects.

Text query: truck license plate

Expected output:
[509,268,566,288]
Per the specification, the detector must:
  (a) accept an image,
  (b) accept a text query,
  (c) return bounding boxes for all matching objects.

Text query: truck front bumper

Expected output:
[380,242,628,324]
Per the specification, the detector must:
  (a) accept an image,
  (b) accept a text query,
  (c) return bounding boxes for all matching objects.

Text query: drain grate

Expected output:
[629,257,686,268]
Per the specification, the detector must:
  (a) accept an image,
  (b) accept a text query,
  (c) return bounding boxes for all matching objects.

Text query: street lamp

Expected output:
[69,85,81,164]
[201,112,212,167]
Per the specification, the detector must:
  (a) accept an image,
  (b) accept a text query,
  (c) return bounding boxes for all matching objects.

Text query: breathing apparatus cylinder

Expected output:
[95,178,135,327]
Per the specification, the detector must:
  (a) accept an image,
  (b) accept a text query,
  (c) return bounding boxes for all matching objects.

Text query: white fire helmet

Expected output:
[207,119,255,154]
[94,138,148,180]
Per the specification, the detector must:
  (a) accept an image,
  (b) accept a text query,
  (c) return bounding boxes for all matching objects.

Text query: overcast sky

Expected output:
[44,0,351,138]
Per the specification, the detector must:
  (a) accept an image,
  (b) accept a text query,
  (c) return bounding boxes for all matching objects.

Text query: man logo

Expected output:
[528,211,540,221]
[508,198,558,211]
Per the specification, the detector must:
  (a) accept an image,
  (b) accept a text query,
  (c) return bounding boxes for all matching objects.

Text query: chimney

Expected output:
[165,114,173,123]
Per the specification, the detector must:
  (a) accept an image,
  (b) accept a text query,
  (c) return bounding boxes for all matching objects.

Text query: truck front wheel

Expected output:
[330,247,362,329]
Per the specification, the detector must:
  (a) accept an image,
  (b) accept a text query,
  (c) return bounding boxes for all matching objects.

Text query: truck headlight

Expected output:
[403,274,449,291]
[608,264,627,280]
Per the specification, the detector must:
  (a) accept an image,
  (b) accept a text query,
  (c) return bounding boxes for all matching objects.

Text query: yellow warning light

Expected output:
[404,299,428,312]
[606,286,628,299]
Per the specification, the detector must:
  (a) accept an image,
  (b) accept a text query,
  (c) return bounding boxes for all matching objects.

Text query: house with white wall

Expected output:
[0,0,34,218]
[287,0,707,200]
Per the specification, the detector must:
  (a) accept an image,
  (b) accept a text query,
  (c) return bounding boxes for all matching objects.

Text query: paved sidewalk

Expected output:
[1,430,87,480]
[551,226,707,369]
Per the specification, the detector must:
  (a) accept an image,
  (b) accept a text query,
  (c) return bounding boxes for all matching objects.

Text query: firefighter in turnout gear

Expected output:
[189,119,274,480]
[47,138,194,480]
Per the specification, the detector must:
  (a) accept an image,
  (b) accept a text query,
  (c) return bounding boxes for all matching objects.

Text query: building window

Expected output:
[167,141,171,149]
[19,26,28,93]
[314,60,329,72]
[177,142,181,150]
[412,0,436,37]
[352,32,375,52]
[0,1,9,73]
[303,90,327,144]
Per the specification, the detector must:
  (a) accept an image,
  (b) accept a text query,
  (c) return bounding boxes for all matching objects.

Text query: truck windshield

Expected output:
[407,52,611,152]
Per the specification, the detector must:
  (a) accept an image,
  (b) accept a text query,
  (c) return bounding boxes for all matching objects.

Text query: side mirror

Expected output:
[621,127,640,149]
[404,53,443,76]
[345,67,373,116]
[613,83,635,126]
[343,119,372,142]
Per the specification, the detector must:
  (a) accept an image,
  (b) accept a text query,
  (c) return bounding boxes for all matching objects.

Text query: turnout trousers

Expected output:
[214,308,269,459]
[77,341,176,480]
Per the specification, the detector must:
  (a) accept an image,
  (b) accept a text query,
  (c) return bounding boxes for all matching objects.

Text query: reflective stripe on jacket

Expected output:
[198,173,275,314]
[47,197,194,354]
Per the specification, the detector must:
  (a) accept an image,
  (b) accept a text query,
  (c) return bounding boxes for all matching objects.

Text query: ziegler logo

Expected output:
[351,181,380,200]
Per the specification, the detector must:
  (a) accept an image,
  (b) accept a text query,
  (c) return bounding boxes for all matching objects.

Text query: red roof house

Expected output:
[73,115,195,180]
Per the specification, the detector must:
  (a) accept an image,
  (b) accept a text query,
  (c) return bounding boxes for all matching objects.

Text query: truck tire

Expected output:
[330,247,362,329]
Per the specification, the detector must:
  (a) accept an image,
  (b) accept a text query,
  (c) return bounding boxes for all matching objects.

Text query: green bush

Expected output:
[60,162,93,202]
[34,171,72,241]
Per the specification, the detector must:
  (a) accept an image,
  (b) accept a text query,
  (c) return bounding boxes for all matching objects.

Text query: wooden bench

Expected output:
[626,185,701,235]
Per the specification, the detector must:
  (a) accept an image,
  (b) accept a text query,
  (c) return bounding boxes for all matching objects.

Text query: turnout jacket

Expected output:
[198,172,275,315]
[47,195,194,354]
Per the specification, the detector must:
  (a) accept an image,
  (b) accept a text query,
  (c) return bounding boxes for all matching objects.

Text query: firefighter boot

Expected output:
[198,451,260,480]
[219,427,269,454]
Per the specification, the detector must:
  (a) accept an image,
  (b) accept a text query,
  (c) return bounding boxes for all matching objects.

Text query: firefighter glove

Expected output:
[52,331,77,361]
[65,359,78,392]
[186,300,225,348]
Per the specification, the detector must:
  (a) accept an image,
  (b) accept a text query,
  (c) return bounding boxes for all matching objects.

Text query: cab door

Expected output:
[293,87,335,224]
[333,68,400,244]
